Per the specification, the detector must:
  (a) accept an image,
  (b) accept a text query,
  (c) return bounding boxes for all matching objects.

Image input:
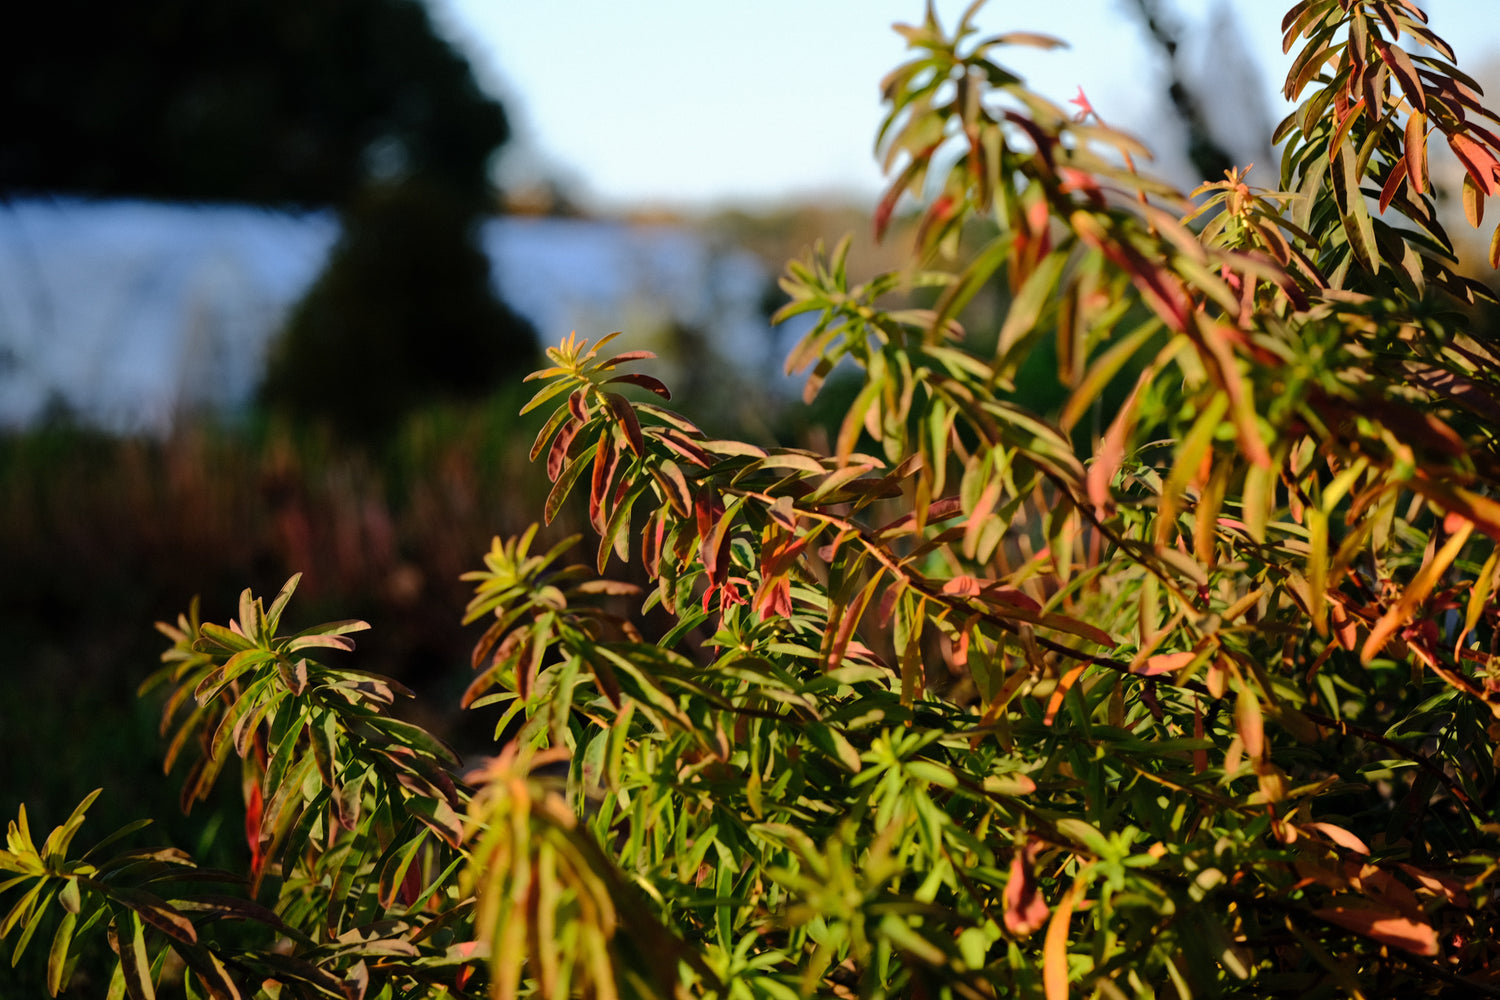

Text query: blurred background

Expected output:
[2,0,1498,907]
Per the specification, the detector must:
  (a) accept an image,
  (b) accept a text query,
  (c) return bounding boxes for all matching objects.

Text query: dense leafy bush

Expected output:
[8,1,1500,997]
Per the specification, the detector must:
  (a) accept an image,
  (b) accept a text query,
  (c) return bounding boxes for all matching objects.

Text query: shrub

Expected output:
[7,1,1500,997]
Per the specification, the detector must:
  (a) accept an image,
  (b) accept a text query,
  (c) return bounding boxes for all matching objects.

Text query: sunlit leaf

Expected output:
[1312,906,1438,956]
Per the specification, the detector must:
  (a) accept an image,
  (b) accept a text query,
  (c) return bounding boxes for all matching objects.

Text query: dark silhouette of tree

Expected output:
[2,0,508,206]
[261,180,537,441]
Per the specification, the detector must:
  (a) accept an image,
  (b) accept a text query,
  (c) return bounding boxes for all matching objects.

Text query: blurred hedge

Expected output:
[0,392,559,858]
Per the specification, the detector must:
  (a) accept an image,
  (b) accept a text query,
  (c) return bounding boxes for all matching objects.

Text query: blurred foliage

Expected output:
[260,180,540,442]
[0,388,549,835]
[0,0,508,206]
[708,203,913,292]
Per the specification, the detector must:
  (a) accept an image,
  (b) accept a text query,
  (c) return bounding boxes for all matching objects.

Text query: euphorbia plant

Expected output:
[7,1,1500,997]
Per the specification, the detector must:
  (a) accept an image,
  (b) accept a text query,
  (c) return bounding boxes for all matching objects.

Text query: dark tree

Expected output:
[260,179,538,441]
[2,0,508,206]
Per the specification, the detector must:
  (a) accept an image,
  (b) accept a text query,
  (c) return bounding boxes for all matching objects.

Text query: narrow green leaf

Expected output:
[1307,506,1329,632]
[1157,393,1228,545]
[599,480,647,573]
[1059,319,1160,432]
[932,233,1014,339]
[82,820,153,864]
[835,376,886,467]
[368,718,460,767]
[520,376,578,417]
[1464,548,1500,642]
[996,250,1070,371]
[1241,458,1275,546]
[194,623,256,654]
[47,909,76,996]
[110,912,156,1000]
[805,723,862,773]
[263,575,301,637]
[377,830,429,910]
[12,889,51,967]
[545,441,600,525]
[1,879,46,939]
[41,789,101,863]
[1334,145,1379,272]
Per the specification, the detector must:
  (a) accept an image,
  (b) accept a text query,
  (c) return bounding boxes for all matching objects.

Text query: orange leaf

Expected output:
[942,575,982,597]
[962,480,1002,560]
[603,392,645,458]
[1003,839,1050,937]
[545,419,581,482]
[873,153,927,243]
[1235,684,1264,760]
[1308,821,1371,856]
[588,433,620,533]
[1312,906,1439,956]
[1405,110,1427,194]
[1396,863,1471,907]
[1462,173,1485,229]
[1330,602,1359,651]
[1139,651,1195,676]
[1043,882,1076,1000]
[1374,37,1425,112]
[978,585,1043,613]
[1448,133,1499,196]
[1044,665,1087,727]
[1205,325,1272,469]
[1378,162,1406,214]
[1206,657,1227,700]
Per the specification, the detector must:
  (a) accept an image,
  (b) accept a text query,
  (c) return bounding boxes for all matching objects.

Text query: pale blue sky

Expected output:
[432,1,1500,210]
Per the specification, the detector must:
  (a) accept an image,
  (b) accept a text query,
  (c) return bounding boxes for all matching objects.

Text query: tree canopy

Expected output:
[1,0,509,205]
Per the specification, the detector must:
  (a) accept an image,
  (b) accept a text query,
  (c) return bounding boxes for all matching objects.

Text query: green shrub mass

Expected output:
[8,2,1500,997]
